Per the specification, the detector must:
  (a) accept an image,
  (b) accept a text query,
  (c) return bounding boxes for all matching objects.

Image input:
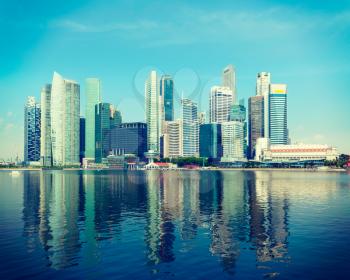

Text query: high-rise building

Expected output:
[24,96,41,163]
[230,99,248,157]
[160,75,174,122]
[221,121,245,162]
[95,103,112,163]
[269,84,288,145]
[85,78,101,160]
[51,72,80,166]
[209,86,233,123]
[198,111,206,125]
[110,122,147,159]
[182,98,199,157]
[80,117,85,163]
[222,64,236,104]
[40,84,52,166]
[145,70,160,152]
[256,72,271,138]
[163,120,183,158]
[199,123,222,160]
[248,95,264,159]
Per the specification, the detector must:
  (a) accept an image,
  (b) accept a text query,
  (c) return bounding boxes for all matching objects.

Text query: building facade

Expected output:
[80,117,85,163]
[85,78,101,160]
[182,98,199,157]
[209,86,233,123]
[256,72,271,138]
[221,121,245,162]
[230,100,247,157]
[110,122,147,159]
[163,120,183,158]
[199,123,222,160]
[40,84,52,166]
[248,95,264,159]
[269,84,288,145]
[145,70,160,152]
[160,75,174,122]
[222,64,236,104]
[24,96,41,163]
[95,103,112,163]
[51,72,80,166]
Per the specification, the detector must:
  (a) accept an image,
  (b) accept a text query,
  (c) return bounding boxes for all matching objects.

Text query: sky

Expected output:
[0,0,349,160]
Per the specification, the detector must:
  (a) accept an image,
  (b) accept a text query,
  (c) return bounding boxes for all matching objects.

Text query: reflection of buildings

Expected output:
[248,171,290,263]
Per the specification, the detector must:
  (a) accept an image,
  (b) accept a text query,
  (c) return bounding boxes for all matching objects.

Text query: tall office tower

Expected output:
[230,99,247,157]
[110,122,147,159]
[256,72,271,138]
[248,95,264,159]
[51,72,80,166]
[222,64,236,104]
[198,111,206,125]
[85,78,101,160]
[40,84,52,166]
[209,86,233,123]
[145,70,160,152]
[221,121,245,162]
[199,123,222,160]
[80,117,85,163]
[162,120,183,158]
[24,96,41,163]
[269,84,288,145]
[182,98,199,157]
[110,105,122,128]
[160,75,174,122]
[95,103,112,163]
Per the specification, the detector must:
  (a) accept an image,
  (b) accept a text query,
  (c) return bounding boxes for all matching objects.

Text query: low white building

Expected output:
[255,140,339,162]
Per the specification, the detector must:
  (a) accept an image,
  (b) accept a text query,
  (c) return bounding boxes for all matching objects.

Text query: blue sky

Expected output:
[0,0,350,159]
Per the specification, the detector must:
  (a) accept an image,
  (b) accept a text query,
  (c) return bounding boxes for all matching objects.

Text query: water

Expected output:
[0,170,349,279]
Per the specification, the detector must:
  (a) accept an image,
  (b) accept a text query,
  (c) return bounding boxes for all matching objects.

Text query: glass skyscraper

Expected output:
[230,99,247,157]
[24,96,41,163]
[85,78,101,160]
[248,95,264,159]
[269,84,288,145]
[199,123,222,160]
[182,98,199,157]
[51,72,80,166]
[222,64,236,104]
[160,75,174,122]
[95,103,112,163]
[40,84,52,166]
[80,117,85,163]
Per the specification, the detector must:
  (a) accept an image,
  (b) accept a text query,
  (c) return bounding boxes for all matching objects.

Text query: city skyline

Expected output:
[1,0,350,159]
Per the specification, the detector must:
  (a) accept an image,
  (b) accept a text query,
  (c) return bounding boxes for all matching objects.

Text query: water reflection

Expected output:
[21,170,295,274]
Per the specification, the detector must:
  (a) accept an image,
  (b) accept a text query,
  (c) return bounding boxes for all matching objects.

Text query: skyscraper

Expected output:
[221,121,245,162]
[24,96,41,163]
[110,105,122,128]
[199,123,222,160]
[209,86,233,123]
[256,72,271,138]
[40,84,52,166]
[182,98,199,157]
[160,75,174,122]
[269,84,288,145]
[248,95,264,159]
[80,117,85,163]
[51,72,80,166]
[222,64,236,104]
[230,100,248,157]
[145,70,160,152]
[85,78,101,160]
[95,103,112,163]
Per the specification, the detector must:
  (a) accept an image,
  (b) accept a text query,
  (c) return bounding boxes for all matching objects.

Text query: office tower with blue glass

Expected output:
[110,122,147,159]
[85,78,101,160]
[269,84,288,145]
[160,75,174,121]
[230,99,248,157]
[199,123,222,161]
[95,103,112,163]
[24,96,41,164]
[182,98,199,157]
